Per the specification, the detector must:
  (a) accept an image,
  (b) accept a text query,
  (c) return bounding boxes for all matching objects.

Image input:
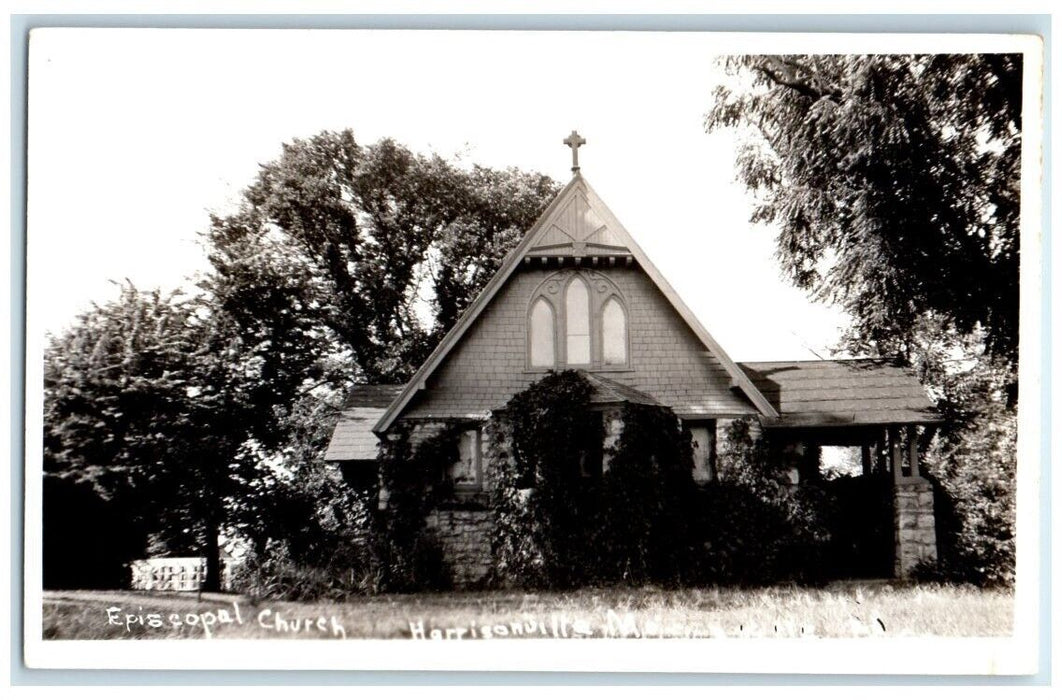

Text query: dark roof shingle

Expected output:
[580,371,662,406]
[342,384,405,409]
[738,359,941,428]
[325,384,406,462]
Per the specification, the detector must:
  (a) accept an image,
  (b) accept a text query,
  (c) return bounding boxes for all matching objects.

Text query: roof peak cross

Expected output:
[563,130,586,173]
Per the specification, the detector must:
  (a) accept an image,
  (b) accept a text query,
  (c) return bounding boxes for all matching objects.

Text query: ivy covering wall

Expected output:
[374,376,838,591]
[487,371,599,588]
[373,422,465,591]
[486,371,704,588]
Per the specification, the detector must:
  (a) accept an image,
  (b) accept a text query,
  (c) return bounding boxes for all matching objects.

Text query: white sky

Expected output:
[27,28,852,361]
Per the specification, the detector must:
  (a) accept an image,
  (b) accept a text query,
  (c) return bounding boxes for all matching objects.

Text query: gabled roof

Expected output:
[323,384,404,461]
[341,384,406,409]
[580,371,662,407]
[482,371,662,416]
[324,407,387,461]
[374,173,778,433]
[738,359,942,428]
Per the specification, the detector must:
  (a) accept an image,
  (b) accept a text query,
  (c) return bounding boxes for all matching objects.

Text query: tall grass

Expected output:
[42,583,1013,640]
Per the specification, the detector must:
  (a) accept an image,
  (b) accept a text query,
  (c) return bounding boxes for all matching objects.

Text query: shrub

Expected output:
[227,454,380,600]
[592,403,697,585]
[227,539,374,602]
[488,371,597,588]
[699,417,832,584]
[922,399,1016,587]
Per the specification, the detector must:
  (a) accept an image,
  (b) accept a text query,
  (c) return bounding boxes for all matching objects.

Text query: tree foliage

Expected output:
[488,371,598,588]
[708,55,1023,585]
[206,130,559,384]
[43,132,557,590]
[43,285,263,588]
[43,267,342,589]
[707,54,1021,377]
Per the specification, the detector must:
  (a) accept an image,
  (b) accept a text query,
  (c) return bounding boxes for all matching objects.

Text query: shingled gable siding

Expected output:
[401,265,759,420]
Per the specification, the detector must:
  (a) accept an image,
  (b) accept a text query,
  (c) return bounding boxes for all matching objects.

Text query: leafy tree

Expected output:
[206,130,559,384]
[706,55,1021,383]
[43,283,321,590]
[44,132,557,590]
[707,55,1023,584]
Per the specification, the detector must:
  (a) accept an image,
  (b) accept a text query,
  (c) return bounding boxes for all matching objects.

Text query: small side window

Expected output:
[689,424,716,484]
[601,297,627,366]
[450,429,483,490]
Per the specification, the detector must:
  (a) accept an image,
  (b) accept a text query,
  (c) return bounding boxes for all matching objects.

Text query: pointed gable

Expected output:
[530,185,625,252]
[374,173,777,433]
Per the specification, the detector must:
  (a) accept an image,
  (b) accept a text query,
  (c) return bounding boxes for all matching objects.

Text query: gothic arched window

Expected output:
[565,277,591,365]
[601,297,628,366]
[527,270,630,370]
[529,298,556,368]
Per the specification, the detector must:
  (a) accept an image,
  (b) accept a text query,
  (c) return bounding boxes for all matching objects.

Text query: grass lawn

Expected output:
[41,582,1013,641]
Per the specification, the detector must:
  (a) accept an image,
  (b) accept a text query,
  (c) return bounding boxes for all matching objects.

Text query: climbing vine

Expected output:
[593,403,697,584]
[488,371,702,588]
[373,421,465,591]
[488,371,598,588]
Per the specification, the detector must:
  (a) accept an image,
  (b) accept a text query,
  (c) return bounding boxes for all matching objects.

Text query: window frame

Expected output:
[528,296,558,369]
[687,421,717,484]
[525,270,632,372]
[599,294,630,368]
[564,276,592,367]
[449,428,484,492]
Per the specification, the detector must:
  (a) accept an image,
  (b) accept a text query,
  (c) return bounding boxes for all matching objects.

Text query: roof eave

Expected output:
[577,179,779,419]
[374,173,779,432]
[373,175,585,434]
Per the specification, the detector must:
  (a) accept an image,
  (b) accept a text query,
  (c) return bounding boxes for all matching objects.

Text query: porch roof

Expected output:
[737,359,943,428]
[579,371,663,407]
[323,384,404,462]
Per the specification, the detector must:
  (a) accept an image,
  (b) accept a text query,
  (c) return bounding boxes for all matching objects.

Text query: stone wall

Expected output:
[893,477,938,577]
[424,509,494,587]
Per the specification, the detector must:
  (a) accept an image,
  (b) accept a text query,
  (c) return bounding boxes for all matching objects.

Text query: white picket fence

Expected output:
[129,557,236,592]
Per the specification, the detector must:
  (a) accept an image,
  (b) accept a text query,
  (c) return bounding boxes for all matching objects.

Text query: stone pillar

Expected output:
[893,477,937,577]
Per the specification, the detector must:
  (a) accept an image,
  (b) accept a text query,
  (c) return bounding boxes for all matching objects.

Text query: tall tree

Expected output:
[206,130,559,384]
[44,132,558,588]
[43,283,324,590]
[706,54,1021,387]
[707,54,1023,584]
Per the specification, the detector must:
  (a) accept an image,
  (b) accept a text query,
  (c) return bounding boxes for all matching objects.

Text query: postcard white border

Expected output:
[20,27,1045,676]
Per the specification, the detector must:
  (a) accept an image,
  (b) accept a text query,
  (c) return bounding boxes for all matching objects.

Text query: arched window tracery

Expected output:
[526,270,630,370]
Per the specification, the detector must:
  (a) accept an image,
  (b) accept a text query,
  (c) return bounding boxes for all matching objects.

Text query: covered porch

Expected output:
[739,359,944,578]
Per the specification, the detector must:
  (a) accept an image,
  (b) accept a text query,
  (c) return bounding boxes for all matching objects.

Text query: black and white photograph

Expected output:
[20,23,1044,676]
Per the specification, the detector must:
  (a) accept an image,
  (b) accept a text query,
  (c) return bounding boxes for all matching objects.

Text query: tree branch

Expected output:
[753,57,842,102]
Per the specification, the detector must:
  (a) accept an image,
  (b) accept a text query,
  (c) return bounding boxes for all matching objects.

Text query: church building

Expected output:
[325,132,942,587]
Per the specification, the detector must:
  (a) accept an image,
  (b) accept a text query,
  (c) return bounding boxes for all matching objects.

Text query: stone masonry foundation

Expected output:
[893,477,938,577]
[424,509,494,587]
